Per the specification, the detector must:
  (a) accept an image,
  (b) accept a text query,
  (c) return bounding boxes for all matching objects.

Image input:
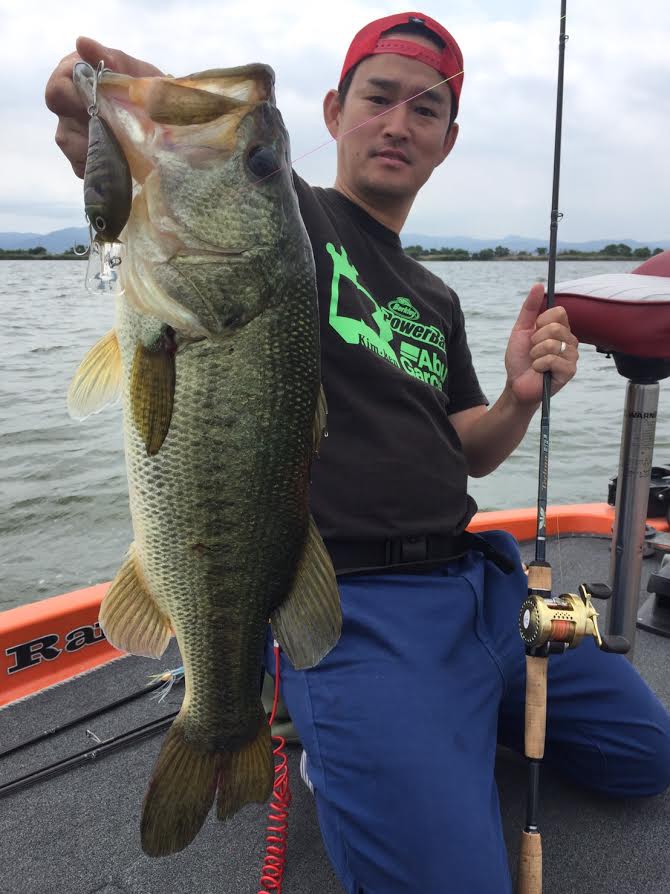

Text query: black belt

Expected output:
[325,531,515,577]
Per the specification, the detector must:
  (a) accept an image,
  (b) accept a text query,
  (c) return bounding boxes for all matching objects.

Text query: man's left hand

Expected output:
[505,283,579,406]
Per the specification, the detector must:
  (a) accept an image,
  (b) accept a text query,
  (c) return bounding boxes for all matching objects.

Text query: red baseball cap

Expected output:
[339,12,464,118]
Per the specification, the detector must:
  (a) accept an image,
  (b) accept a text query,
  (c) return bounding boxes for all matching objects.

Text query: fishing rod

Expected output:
[0,709,178,799]
[0,667,184,760]
[515,6,569,882]
[516,5,630,892]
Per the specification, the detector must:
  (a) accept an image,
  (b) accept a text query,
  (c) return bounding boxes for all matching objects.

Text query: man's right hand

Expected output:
[45,36,163,179]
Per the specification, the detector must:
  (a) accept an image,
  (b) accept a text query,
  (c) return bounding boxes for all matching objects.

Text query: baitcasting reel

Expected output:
[519,583,630,654]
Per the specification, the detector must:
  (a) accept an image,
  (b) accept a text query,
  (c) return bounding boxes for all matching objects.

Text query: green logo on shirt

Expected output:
[325,242,448,390]
[326,242,400,366]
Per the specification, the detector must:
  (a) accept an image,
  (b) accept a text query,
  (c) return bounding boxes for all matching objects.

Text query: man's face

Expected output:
[325,39,458,207]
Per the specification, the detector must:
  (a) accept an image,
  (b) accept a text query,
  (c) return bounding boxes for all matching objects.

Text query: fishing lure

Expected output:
[77,60,132,294]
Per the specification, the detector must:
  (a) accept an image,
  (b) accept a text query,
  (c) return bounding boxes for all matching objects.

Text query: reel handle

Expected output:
[583,582,612,599]
[600,634,631,654]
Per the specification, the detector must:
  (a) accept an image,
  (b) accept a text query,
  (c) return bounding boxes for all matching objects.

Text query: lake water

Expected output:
[1,259,668,610]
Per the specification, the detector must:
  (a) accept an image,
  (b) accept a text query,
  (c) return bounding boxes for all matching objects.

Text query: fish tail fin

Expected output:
[141,710,274,856]
[141,717,220,857]
[217,713,274,820]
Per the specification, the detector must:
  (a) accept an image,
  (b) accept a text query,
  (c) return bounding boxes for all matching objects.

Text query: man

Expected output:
[45,12,670,893]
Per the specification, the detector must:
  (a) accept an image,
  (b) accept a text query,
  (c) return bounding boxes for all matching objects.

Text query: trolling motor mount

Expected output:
[602,353,670,649]
[639,555,670,638]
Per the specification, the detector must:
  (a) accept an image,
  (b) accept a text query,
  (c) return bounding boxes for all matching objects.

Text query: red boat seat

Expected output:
[550,251,670,359]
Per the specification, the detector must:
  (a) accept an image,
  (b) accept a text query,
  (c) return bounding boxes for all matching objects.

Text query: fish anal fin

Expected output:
[67,329,122,420]
[130,336,176,456]
[99,545,172,657]
[271,516,342,670]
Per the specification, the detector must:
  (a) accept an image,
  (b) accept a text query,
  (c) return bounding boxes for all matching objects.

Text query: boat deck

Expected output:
[1,534,669,894]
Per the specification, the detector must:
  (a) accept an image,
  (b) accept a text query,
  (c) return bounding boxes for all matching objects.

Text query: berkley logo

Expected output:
[388,297,420,321]
[5,623,107,674]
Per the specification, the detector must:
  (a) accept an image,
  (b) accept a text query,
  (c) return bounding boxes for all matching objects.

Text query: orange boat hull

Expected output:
[1,503,667,708]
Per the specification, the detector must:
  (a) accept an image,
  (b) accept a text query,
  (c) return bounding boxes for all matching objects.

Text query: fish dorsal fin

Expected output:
[271,516,341,669]
[67,329,122,420]
[130,338,176,456]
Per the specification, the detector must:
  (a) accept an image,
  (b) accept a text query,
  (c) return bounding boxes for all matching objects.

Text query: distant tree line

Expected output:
[1,242,665,263]
[0,244,88,259]
[404,242,665,261]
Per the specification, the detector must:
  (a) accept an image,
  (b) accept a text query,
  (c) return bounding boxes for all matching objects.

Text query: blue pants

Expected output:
[264,531,670,893]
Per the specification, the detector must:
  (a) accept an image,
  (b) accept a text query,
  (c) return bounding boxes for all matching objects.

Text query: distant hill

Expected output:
[0,228,89,253]
[1,227,669,255]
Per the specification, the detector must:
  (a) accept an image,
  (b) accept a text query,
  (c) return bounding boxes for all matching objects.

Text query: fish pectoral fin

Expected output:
[99,546,172,657]
[67,329,122,420]
[271,515,342,670]
[130,336,176,456]
[217,713,274,820]
[312,383,328,454]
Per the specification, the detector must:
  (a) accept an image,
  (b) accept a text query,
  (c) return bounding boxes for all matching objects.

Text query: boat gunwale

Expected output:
[1,502,667,708]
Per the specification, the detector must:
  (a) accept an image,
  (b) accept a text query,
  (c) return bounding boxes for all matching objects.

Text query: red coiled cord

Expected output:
[258,641,292,894]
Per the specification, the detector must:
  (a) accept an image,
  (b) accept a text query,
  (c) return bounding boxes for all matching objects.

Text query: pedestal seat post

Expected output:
[608,354,670,658]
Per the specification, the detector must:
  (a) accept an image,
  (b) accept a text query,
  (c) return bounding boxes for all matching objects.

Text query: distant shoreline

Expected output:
[416,255,639,262]
[0,254,648,262]
[0,254,86,261]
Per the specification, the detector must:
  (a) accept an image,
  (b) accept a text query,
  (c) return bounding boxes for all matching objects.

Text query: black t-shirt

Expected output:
[294,175,487,540]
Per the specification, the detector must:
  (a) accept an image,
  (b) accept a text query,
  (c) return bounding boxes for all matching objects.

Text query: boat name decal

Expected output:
[5,624,107,674]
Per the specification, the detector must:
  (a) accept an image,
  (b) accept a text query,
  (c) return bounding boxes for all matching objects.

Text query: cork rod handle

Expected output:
[524,655,548,759]
[517,829,542,894]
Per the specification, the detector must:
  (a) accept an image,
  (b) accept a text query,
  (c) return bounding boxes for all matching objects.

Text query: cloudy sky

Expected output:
[1,0,668,241]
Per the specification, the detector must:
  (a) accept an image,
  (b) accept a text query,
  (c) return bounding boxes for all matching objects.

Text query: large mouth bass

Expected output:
[69,61,341,857]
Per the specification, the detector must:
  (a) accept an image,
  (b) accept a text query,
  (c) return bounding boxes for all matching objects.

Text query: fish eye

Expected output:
[95,216,106,231]
[246,145,279,181]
